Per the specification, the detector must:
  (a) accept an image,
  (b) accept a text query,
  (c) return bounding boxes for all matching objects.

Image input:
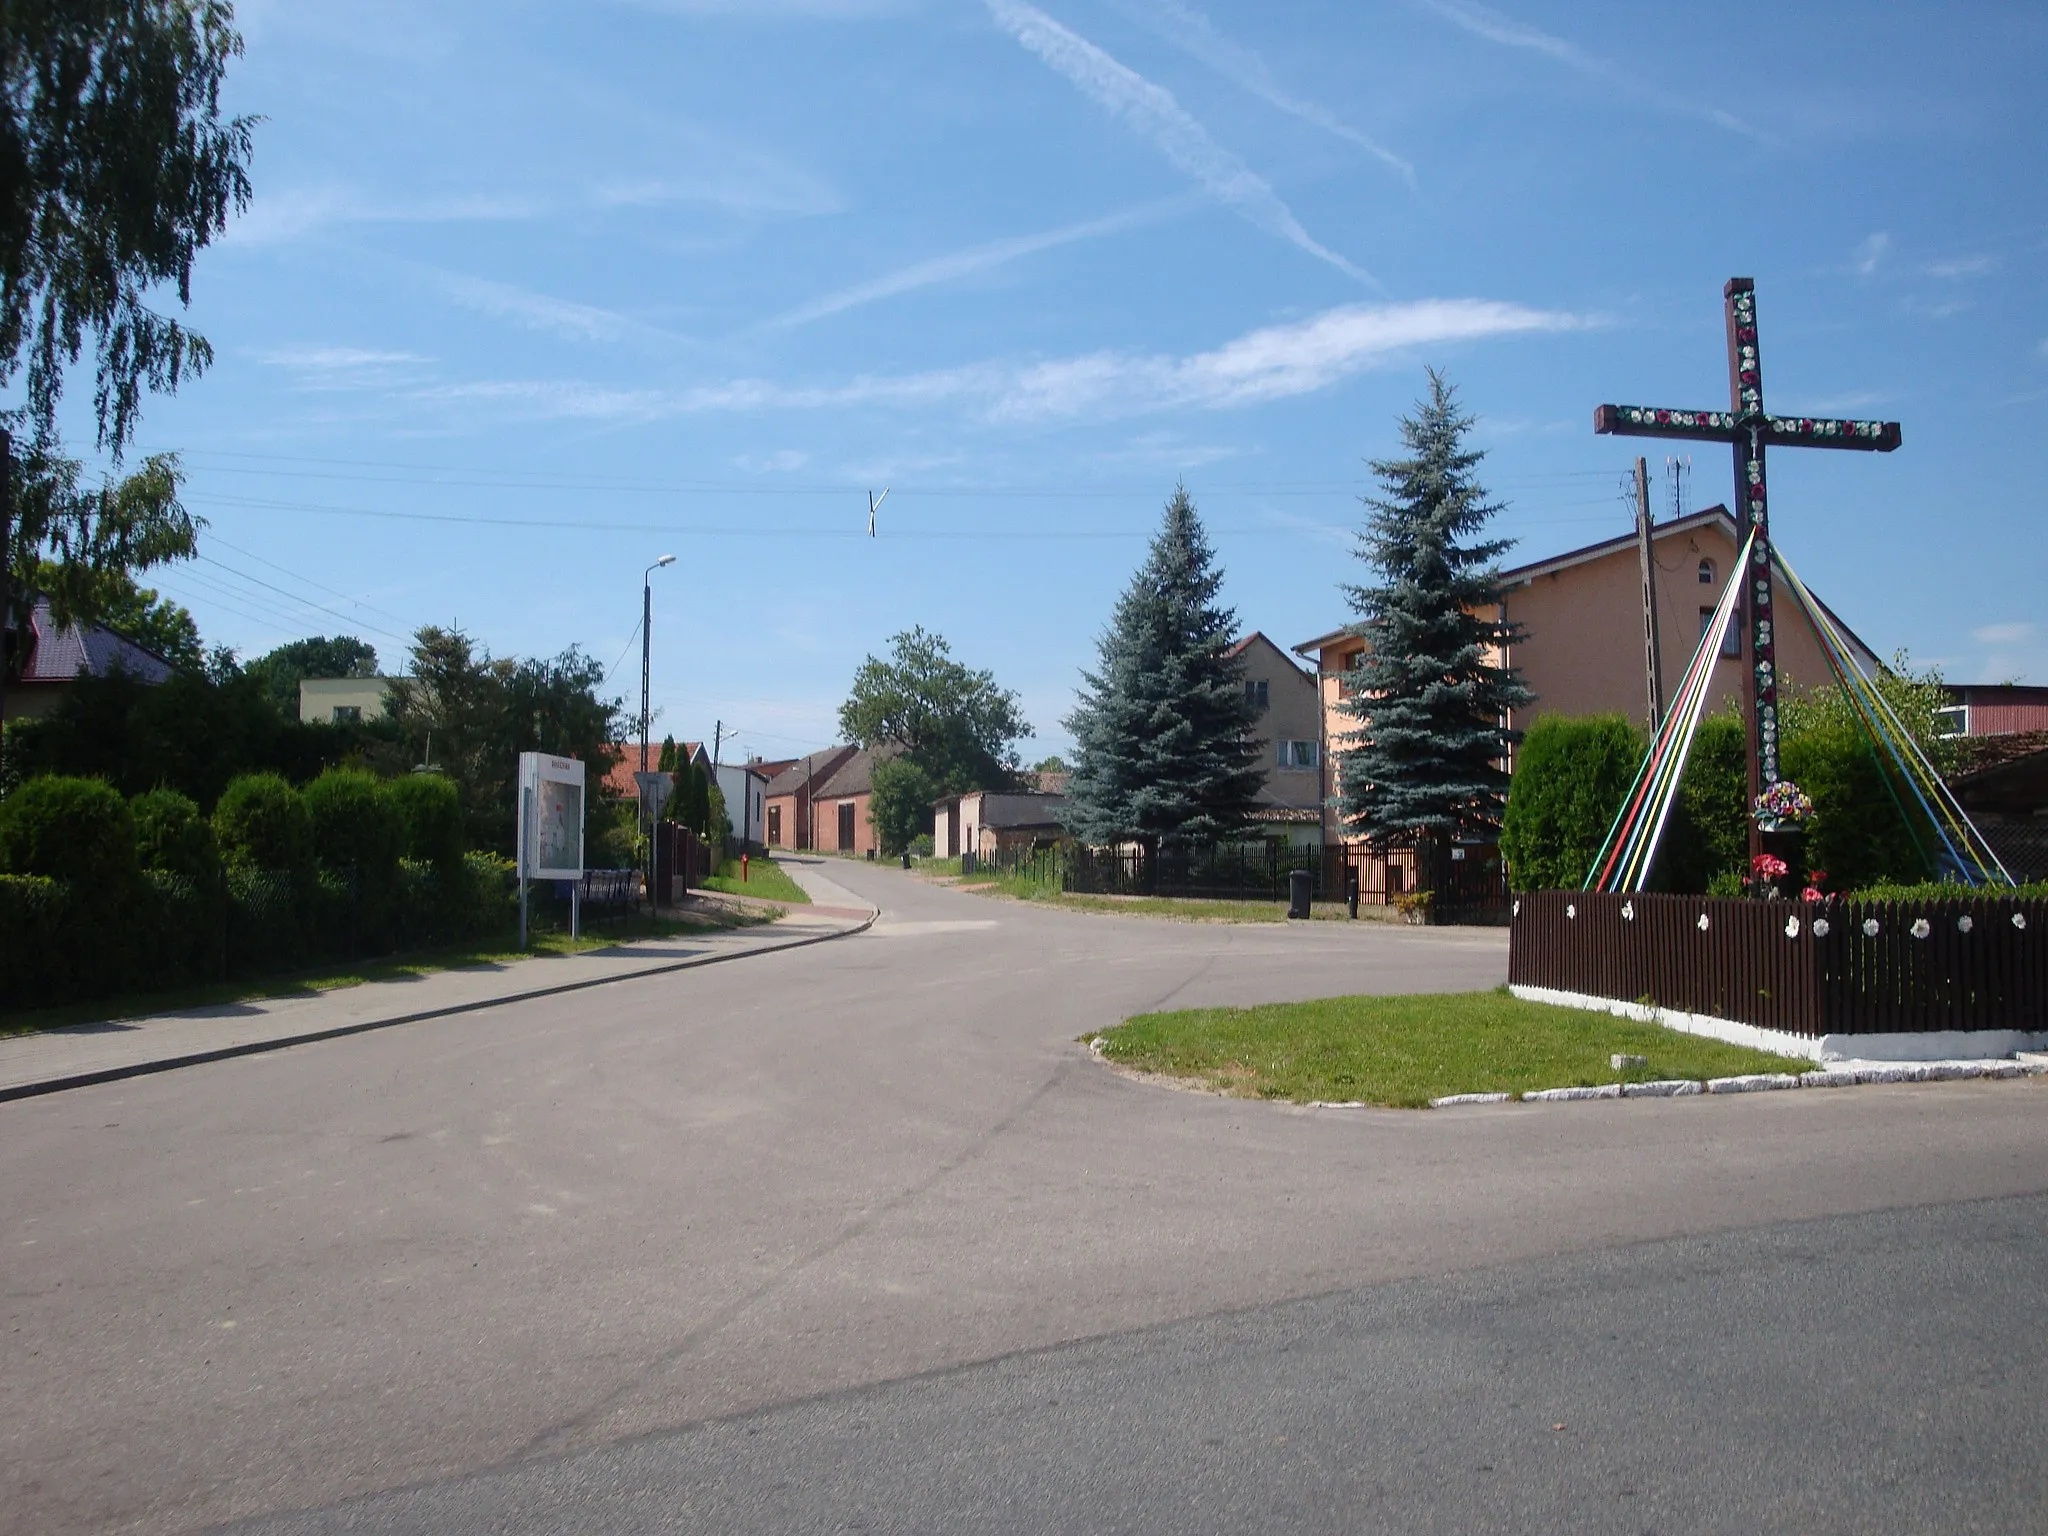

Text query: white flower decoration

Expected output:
[1812,918,1831,937]
[1621,901,1635,921]
[1957,915,1973,933]
[1910,918,1931,940]
[1863,918,1881,937]
[1697,913,1711,931]
[2015,913,2029,931]
[1512,899,1521,917]
[1566,903,1576,919]
[1784,916,1801,938]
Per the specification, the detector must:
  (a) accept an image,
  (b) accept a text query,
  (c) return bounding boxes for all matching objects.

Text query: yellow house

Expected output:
[299,676,393,725]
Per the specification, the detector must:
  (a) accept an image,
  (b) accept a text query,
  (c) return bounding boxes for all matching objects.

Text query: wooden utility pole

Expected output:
[0,429,12,778]
[1632,456,1664,730]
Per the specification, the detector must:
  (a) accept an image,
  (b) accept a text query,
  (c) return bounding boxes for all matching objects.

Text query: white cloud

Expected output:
[1420,0,1766,141]
[431,272,665,345]
[992,297,1583,418]
[226,186,541,246]
[983,0,1374,285]
[1924,254,1997,279]
[617,0,912,13]
[766,196,1193,328]
[1973,621,2036,647]
[1854,232,1890,276]
[2038,337,2048,360]
[407,297,1583,427]
[1120,0,1414,183]
[253,346,436,390]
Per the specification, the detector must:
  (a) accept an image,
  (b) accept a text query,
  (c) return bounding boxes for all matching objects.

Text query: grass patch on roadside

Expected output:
[0,904,778,1039]
[958,880,1379,924]
[1090,988,1812,1108]
[699,856,810,904]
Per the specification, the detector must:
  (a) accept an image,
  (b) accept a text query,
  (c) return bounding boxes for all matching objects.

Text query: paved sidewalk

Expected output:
[0,878,875,1102]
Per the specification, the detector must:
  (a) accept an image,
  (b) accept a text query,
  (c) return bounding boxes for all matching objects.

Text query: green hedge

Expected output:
[214,772,312,873]
[0,775,137,885]
[0,850,521,1014]
[1500,714,1644,891]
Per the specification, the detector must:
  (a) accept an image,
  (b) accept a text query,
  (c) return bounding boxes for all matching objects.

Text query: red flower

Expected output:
[1751,853,1788,880]
[1801,887,1825,903]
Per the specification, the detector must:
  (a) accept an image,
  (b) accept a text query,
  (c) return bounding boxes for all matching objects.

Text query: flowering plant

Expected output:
[1801,868,1829,903]
[1745,851,1789,900]
[1754,781,1814,824]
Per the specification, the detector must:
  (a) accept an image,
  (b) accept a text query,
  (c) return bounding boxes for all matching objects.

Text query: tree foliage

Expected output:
[1062,485,1265,852]
[0,771,133,882]
[1498,713,1644,891]
[867,755,937,856]
[245,634,378,718]
[384,626,623,855]
[2,0,255,452]
[838,625,1028,794]
[1334,372,1530,862]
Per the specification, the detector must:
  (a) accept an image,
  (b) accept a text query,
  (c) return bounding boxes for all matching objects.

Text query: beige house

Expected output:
[299,676,393,725]
[1293,504,1881,858]
[1230,631,1324,847]
[932,789,1068,859]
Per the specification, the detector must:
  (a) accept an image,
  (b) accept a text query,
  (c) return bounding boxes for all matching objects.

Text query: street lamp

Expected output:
[641,554,676,775]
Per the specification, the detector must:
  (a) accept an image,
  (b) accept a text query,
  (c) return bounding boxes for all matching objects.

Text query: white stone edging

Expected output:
[1507,983,2048,1064]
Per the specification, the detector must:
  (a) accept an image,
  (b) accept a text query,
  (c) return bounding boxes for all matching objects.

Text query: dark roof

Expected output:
[16,596,175,687]
[812,742,905,799]
[764,745,859,797]
[976,791,1067,830]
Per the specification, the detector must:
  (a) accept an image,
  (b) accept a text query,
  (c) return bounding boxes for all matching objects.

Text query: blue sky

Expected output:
[76,0,2048,763]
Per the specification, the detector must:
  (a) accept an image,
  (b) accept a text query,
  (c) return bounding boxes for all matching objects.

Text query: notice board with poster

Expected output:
[518,752,586,880]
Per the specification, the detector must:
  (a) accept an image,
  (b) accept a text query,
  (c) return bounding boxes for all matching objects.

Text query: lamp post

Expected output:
[641,554,676,774]
[640,554,675,901]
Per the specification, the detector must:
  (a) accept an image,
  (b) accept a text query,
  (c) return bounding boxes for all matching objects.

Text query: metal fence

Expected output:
[1508,888,2048,1037]
[1063,841,1323,902]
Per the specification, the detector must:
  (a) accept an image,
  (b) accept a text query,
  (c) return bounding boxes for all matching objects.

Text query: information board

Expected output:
[518,751,586,881]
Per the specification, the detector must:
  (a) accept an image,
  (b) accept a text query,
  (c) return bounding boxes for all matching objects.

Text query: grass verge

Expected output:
[0,903,779,1039]
[1090,988,1812,1108]
[956,878,1377,924]
[699,856,810,904]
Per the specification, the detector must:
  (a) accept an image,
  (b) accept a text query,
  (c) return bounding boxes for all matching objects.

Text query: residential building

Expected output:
[761,745,861,853]
[714,761,770,852]
[931,789,1069,859]
[298,676,392,724]
[1939,685,2048,738]
[1,595,174,723]
[1292,504,1881,876]
[1952,730,2048,882]
[602,740,707,802]
[1229,631,1323,848]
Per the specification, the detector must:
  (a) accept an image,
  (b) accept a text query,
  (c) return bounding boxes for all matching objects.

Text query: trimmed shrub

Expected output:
[1661,714,1748,894]
[1781,723,1931,891]
[213,773,312,872]
[383,772,464,868]
[0,874,75,1008]
[131,787,221,887]
[0,775,136,885]
[304,769,402,874]
[1500,714,1644,892]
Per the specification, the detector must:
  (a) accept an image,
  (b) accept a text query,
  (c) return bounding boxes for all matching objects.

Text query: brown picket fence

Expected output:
[1508,889,2048,1037]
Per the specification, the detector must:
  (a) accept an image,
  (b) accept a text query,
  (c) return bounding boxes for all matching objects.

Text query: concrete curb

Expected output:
[1420,1057,2042,1109]
[0,907,878,1105]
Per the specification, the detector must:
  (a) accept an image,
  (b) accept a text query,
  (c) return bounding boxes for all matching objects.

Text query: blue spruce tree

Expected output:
[1063,486,1265,878]
[1336,372,1530,888]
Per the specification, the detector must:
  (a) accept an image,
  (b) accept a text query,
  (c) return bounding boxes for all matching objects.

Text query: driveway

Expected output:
[3,859,2042,1533]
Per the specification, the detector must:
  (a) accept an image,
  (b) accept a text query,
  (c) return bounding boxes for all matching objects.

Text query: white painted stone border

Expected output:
[1508,983,2048,1064]
[1417,1057,2039,1108]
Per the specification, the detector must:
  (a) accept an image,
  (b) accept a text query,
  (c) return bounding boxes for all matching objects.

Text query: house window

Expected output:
[1698,558,1716,586]
[1701,606,1741,659]
[332,705,362,724]
[767,805,782,845]
[1277,740,1319,769]
[837,801,856,850]
[1245,678,1269,711]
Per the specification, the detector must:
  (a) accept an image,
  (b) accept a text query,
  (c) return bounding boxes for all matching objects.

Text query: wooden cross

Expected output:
[1594,278,1902,864]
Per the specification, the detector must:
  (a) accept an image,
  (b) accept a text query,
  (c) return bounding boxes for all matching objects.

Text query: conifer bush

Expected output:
[383,772,465,868]
[131,787,220,887]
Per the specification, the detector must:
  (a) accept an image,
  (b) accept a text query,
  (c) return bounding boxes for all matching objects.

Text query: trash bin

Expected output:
[1345,866,1360,921]
[901,850,912,869]
[1287,868,1312,919]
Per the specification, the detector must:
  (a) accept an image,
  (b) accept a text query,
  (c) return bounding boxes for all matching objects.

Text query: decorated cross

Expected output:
[1594,278,1902,862]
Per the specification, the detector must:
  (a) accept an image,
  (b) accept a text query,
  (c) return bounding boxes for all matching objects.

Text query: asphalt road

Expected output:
[4,860,2044,1534]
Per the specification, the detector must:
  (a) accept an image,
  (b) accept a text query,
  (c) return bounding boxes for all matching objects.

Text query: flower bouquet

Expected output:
[1753,780,1814,832]
[1745,852,1789,900]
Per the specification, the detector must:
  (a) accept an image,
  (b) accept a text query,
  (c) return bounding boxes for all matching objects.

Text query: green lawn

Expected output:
[1092,988,1812,1108]
[0,904,777,1039]
[954,878,1377,924]
[700,855,810,904]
